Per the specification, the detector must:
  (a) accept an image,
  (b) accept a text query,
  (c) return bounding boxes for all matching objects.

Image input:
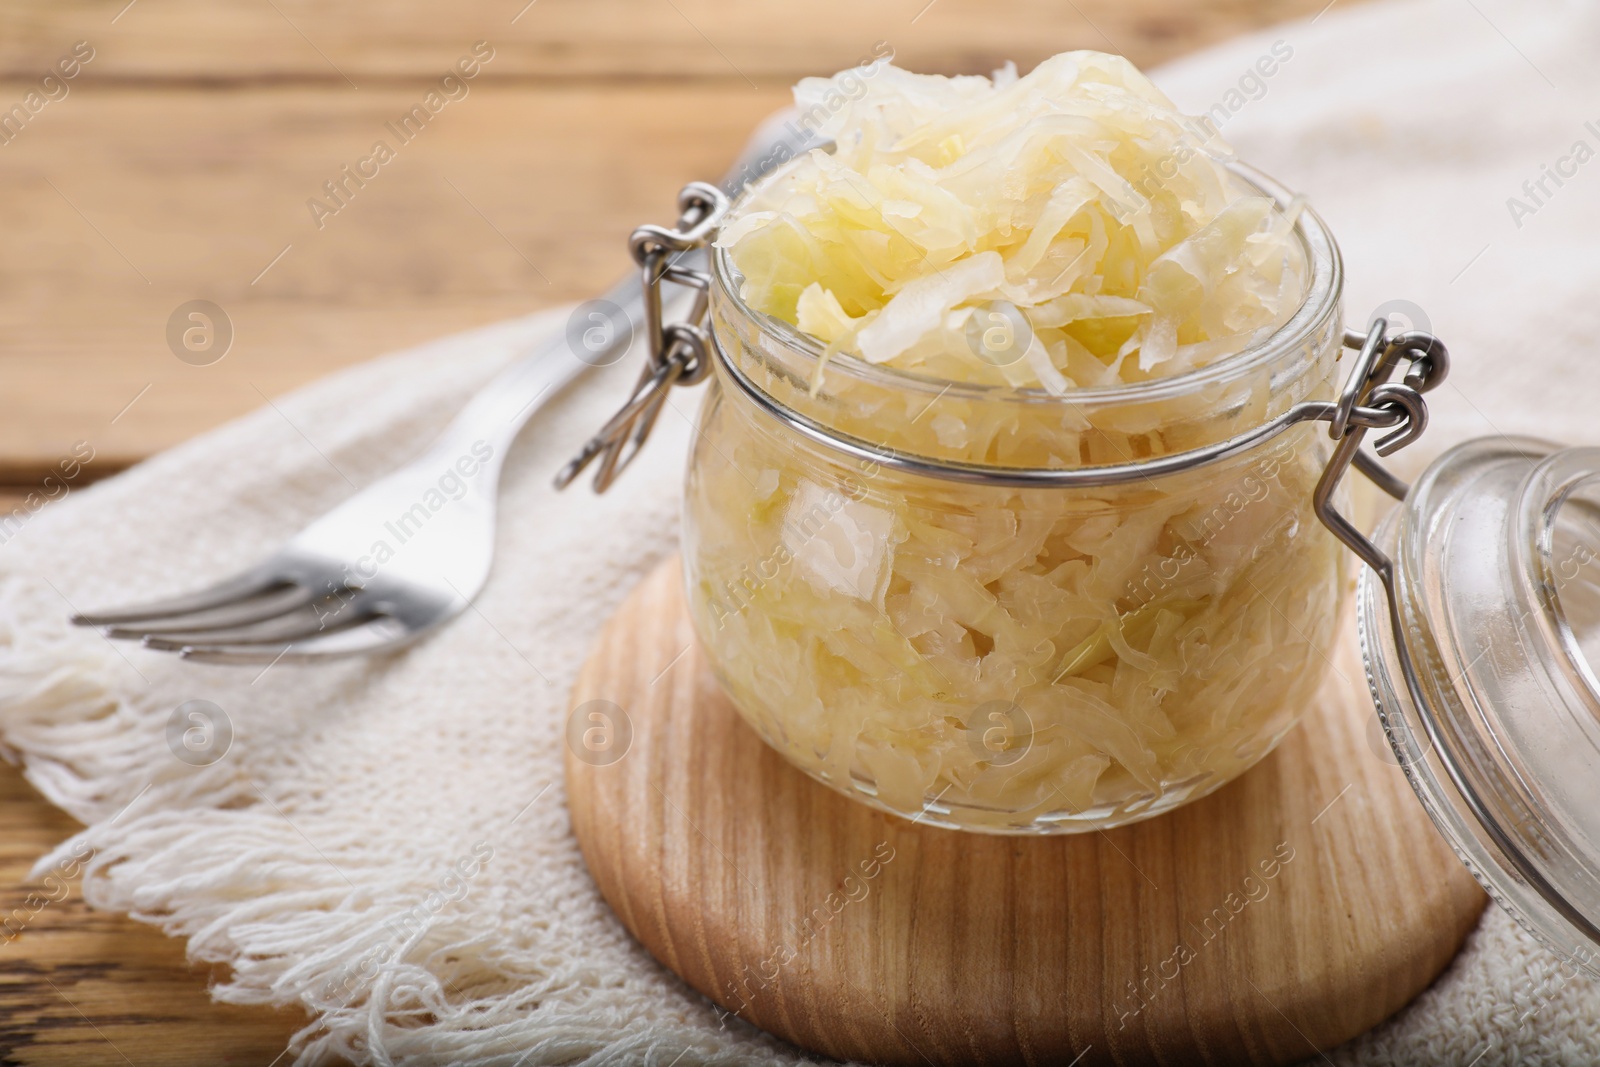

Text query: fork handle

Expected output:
[416,258,702,494]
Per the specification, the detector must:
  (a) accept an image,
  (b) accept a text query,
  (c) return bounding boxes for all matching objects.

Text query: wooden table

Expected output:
[0,1,1359,1062]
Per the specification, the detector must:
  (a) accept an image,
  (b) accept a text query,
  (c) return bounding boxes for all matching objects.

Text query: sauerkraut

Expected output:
[720,51,1307,393]
[684,52,1346,832]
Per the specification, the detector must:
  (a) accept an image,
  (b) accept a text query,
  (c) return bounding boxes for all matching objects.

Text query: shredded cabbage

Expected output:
[687,52,1344,832]
[687,421,1345,830]
[720,51,1306,392]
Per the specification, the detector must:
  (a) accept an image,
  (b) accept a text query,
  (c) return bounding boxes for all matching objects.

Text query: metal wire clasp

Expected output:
[555,181,730,492]
[1312,318,1449,572]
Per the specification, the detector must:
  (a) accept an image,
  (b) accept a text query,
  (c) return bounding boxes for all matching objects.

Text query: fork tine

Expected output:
[140,603,373,651]
[102,583,319,639]
[176,616,414,665]
[71,567,281,627]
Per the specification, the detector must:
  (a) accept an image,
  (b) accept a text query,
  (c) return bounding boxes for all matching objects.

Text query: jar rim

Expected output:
[710,159,1344,409]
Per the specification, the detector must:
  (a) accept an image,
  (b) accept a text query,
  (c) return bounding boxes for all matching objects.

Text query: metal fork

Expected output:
[71,112,815,665]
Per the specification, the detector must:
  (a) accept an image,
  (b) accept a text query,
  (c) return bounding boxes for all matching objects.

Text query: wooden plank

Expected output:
[0,0,1352,84]
[0,0,1366,483]
[0,698,300,1067]
[0,84,782,480]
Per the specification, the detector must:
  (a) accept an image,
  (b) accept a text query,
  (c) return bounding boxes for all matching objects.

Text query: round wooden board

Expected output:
[565,557,1486,1066]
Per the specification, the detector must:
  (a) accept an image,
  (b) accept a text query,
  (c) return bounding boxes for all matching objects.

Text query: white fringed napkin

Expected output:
[5,0,1600,1062]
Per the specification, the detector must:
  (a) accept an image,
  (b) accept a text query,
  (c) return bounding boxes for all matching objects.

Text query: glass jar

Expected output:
[677,164,1349,833]
[562,160,1600,972]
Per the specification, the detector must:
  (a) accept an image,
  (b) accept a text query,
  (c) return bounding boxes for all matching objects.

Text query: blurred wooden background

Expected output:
[0,0,1351,1062]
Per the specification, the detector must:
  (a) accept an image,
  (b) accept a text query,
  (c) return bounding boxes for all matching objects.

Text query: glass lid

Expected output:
[1360,435,1600,978]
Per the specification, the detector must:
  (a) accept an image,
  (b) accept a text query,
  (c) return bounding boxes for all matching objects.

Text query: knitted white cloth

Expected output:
[4,0,1599,1063]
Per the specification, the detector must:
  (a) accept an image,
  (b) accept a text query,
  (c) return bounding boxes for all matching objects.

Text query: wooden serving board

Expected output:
[566,557,1487,1066]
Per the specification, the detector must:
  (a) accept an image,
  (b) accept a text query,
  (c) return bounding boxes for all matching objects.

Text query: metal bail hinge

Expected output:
[1311,317,1449,575]
[555,182,731,493]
